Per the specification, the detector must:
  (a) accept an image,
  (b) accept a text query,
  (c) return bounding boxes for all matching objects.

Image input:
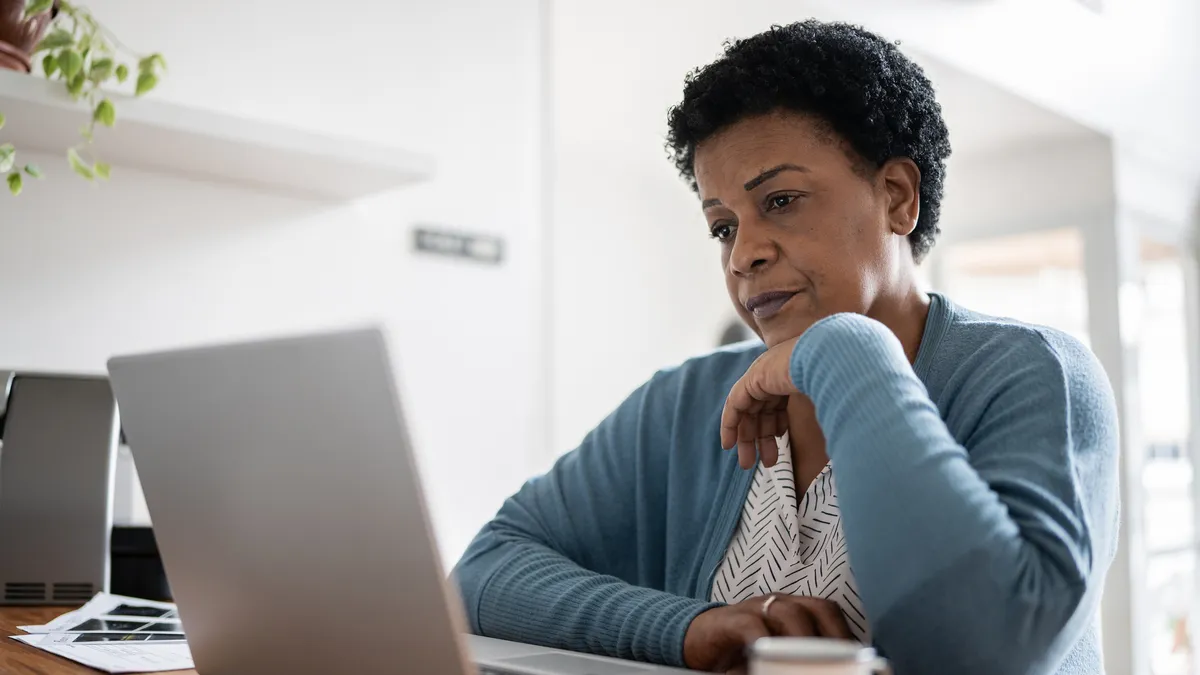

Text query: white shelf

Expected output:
[0,69,434,200]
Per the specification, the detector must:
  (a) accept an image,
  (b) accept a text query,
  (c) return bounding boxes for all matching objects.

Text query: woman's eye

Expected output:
[766,194,798,211]
[709,223,735,242]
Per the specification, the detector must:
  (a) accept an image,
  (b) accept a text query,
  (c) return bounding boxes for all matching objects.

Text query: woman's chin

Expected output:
[759,330,794,349]
[757,316,818,348]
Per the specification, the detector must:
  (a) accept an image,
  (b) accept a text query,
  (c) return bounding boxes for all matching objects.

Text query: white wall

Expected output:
[0,0,546,565]
[549,1,745,455]
[938,136,1115,243]
[802,0,1200,173]
[551,0,1200,168]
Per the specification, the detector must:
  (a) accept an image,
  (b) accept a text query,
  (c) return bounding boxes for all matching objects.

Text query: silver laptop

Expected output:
[107,328,690,675]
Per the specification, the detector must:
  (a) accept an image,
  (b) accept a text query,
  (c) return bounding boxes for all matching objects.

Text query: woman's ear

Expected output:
[881,158,921,237]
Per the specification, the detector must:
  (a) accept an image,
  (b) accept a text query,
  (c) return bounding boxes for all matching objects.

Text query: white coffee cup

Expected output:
[749,637,890,675]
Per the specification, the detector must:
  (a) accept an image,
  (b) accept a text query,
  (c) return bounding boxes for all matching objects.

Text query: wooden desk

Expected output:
[0,607,197,675]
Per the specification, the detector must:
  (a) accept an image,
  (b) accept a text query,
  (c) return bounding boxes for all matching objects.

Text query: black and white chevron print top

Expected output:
[710,432,870,642]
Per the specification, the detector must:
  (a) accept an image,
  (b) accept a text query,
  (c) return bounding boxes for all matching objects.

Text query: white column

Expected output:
[1084,205,1147,675]
[529,0,557,474]
[1182,241,1200,675]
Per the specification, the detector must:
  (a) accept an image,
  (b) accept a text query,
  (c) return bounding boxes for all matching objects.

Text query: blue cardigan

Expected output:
[453,294,1120,675]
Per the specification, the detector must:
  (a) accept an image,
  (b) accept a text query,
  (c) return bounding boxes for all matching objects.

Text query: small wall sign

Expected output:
[412,226,505,265]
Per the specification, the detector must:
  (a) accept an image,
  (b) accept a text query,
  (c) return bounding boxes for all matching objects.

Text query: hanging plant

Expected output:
[0,0,166,195]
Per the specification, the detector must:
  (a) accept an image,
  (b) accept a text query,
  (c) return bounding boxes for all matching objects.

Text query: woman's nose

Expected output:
[728,220,778,277]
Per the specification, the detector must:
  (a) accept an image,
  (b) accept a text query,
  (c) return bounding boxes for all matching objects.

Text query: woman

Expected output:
[454,20,1118,675]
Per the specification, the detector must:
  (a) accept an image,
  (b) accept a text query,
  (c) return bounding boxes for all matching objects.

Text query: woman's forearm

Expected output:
[454,524,717,666]
[789,314,1119,674]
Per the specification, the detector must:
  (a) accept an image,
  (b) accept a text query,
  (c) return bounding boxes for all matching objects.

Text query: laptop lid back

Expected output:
[108,328,472,675]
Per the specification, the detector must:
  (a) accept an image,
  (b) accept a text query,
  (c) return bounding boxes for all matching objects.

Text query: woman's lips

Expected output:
[745,290,799,320]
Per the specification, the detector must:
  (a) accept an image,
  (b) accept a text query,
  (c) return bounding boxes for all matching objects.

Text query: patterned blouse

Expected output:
[710,432,870,642]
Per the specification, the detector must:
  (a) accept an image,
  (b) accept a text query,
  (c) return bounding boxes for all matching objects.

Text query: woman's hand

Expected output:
[721,336,802,469]
[684,594,854,672]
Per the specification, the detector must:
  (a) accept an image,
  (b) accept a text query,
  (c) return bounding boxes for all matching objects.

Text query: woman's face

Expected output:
[693,111,921,348]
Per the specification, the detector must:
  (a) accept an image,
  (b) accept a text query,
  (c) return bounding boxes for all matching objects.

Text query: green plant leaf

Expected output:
[35,29,74,52]
[94,161,111,179]
[135,72,158,96]
[115,63,129,83]
[67,147,94,180]
[67,72,85,99]
[24,0,53,19]
[89,58,113,83]
[0,112,5,130]
[58,49,83,79]
[42,52,57,77]
[138,53,167,74]
[7,172,22,196]
[0,143,15,173]
[93,98,115,127]
[24,163,42,178]
[89,63,113,85]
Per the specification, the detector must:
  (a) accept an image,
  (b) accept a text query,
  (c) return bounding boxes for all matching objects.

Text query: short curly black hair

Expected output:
[666,20,952,261]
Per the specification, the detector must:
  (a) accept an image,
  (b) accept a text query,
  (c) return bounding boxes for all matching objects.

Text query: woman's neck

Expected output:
[865,282,930,364]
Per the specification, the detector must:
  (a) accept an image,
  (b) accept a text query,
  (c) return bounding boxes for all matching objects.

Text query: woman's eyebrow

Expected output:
[743,163,810,191]
[702,198,723,209]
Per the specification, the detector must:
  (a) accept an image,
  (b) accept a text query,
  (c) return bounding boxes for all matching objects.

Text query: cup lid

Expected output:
[750,637,876,663]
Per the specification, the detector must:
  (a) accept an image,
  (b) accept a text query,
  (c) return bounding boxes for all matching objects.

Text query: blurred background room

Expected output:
[1,0,1198,673]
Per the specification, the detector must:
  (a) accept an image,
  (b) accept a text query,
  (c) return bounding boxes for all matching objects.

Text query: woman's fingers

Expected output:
[764,597,853,641]
[737,409,760,469]
[764,597,818,637]
[730,378,765,460]
[789,597,854,640]
[723,378,791,467]
[757,435,779,468]
[722,348,797,464]
[721,375,755,450]
[757,408,780,467]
